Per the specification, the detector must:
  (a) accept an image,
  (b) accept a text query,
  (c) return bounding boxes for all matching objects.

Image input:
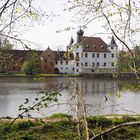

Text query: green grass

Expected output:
[0,73,80,78]
[12,73,26,77]
[0,115,140,140]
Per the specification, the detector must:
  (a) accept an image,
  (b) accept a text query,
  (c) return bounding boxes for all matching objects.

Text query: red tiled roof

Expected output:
[81,36,110,52]
[0,50,43,59]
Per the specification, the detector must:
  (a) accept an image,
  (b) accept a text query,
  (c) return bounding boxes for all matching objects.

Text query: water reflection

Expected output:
[0,77,140,118]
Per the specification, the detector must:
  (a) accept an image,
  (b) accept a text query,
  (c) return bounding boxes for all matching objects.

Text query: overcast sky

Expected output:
[19,0,111,51]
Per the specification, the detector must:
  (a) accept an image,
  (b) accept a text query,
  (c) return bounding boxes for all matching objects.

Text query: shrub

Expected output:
[87,116,113,128]
[15,120,35,130]
[49,113,72,119]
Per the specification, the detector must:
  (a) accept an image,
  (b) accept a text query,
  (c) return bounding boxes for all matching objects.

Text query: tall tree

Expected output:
[21,50,40,76]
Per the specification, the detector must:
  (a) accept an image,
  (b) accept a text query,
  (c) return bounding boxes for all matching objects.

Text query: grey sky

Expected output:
[19,0,109,51]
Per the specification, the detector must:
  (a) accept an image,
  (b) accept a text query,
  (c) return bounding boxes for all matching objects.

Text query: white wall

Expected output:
[55,43,118,74]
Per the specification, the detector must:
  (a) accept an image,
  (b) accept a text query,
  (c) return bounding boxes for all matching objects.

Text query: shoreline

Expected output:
[1,114,140,120]
[0,73,139,80]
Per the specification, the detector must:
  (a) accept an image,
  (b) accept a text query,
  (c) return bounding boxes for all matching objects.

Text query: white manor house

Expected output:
[55,29,118,74]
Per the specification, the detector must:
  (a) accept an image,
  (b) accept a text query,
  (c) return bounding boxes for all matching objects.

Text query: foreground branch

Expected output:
[90,121,140,140]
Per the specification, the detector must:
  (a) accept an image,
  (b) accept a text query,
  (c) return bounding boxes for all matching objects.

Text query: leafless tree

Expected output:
[0,0,50,48]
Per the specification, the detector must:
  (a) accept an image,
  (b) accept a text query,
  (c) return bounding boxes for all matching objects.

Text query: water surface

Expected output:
[0,77,139,118]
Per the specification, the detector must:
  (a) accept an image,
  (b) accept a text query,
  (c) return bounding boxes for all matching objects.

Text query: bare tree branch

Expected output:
[90,121,140,140]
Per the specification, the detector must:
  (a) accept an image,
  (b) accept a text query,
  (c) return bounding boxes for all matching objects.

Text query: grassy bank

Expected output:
[0,114,140,140]
[0,73,81,78]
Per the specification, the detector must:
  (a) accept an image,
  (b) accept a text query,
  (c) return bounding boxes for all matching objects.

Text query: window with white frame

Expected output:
[76,62,79,67]
[92,62,95,67]
[97,62,99,67]
[97,53,99,58]
[111,53,114,58]
[85,53,88,58]
[76,52,79,57]
[103,62,106,66]
[66,61,68,65]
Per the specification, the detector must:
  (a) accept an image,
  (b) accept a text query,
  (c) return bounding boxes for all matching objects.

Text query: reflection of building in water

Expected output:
[66,78,119,116]
[79,78,118,94]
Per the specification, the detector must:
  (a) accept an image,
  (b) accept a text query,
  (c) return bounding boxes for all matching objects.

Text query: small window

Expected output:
[97,53,99,58]
[72,68,74,71]
[81,62,83,66]
[66,61,68,65]
[77,69,79,72]
[76,52,79,57]
[111,54,114,58]
[104,62,106,66]
[61,68,63,69]
[61,61,63,65]
[92,53,94,58]
[45,59,47,63]
[55,61,57,65]
[85,62,88,67]
[76,62,79,67]
[50,62,53,66]
[111,47,113,49]
[92,62,95,67]
[97,62,99,66]
[85,53,88,58]
[104,53,106,58]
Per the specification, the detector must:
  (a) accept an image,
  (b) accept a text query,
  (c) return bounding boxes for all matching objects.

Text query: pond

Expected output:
[0,77,140,118]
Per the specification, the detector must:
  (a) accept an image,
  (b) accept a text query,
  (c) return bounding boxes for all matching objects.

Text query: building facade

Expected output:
[0,29,118,74]
[55,29,118,74]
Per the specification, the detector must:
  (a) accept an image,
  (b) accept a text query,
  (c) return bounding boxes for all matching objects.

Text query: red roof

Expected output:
[81,36,110,52]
